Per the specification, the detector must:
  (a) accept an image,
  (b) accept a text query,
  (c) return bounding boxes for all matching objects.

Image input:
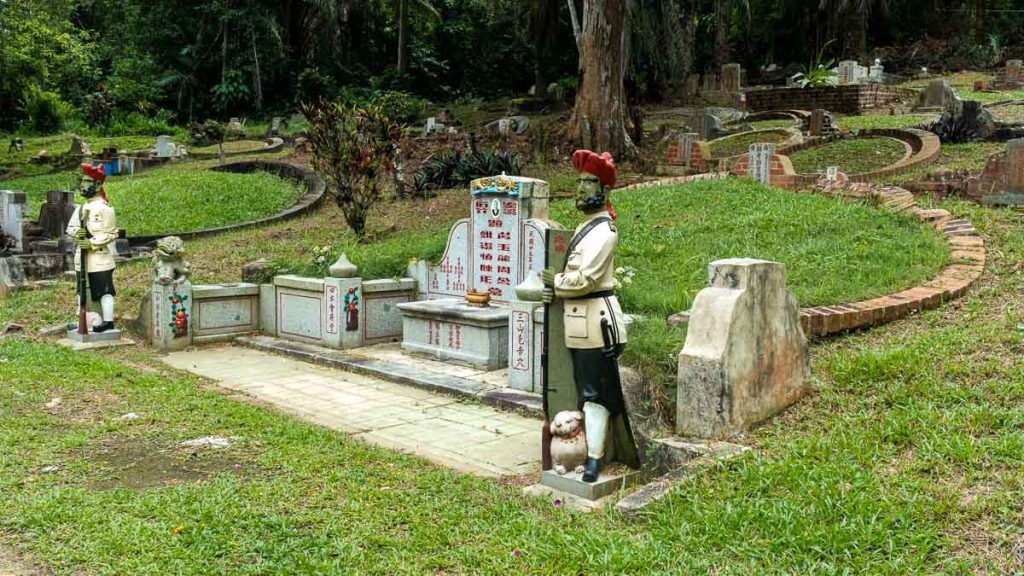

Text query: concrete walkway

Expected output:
[163,346,541,477]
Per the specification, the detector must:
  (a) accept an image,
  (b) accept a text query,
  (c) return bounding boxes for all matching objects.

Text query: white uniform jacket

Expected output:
[554,211,628,350]
[66,197,117,273]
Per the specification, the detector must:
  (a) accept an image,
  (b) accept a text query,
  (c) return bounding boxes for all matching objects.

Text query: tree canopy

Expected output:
[0,0,1016,132]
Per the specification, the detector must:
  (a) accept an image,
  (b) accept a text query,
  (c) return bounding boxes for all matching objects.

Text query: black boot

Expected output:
[582,457,601,483]
[93,321,115,333]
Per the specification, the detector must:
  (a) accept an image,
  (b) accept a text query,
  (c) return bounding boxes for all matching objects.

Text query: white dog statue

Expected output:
[550,410,588,475]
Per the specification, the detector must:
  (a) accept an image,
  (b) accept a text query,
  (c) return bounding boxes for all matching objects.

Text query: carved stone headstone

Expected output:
[676,258,809,438]
[837,60,859,85]
[37,190,77,239]
[721,63,742,93]
[920,80,960,110]
[155,135,175,158]
[69,137,91,157]
[0,190,27,252]
[808,109,836,137]
[748,143,776,185]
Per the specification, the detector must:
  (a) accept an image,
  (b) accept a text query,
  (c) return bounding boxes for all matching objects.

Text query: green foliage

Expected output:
[373,91,427,124]
[20,85,73,134]
[302,101,403,238]
[190,120,226,147]
[83,91,116,129]
[412,150,524,193]
[295,68,334,107]
[210,70,251,115]
[793,40,838,88]
[102,109,181,137]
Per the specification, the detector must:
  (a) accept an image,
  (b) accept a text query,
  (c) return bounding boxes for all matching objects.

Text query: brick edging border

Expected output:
[615,173,985,338]
[186,137,287,160]
[129,160,327,246]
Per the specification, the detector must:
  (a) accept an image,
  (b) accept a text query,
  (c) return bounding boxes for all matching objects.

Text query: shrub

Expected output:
[302,101,402,239]
[412,150,523,193]
[373,91,427,124]
[190,119,226,148]
[105,109,182,137]
[21,85,72,134]
[83,91,116,129]
[295,67,334,107]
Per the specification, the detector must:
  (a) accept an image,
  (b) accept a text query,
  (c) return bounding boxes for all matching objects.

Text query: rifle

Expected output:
[540,228,552,471]
[76,206,89,335]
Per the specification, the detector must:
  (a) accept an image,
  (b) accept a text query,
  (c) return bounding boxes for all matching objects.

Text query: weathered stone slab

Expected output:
[398,298,509,370]
[273,274,324,292]
[0,190,27,252]
[150,280,193,351]
[364,293,410,343]
[676,258,810,438]
[277,288,324,343]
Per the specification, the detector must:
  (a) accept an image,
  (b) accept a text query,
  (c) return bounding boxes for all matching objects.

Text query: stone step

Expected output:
[236,335,543,417]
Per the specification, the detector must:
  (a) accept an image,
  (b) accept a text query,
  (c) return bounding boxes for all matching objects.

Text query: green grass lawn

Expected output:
[3,165,305,237]
[0,197,1020,574]
[836,114,938,131]
[788,137,908,175]
[885,141,1005,185]
[749,119,798,130]
[0,134,159,167]
[554,178,948,316]
[708,130,791,158]
[189,140,269,155]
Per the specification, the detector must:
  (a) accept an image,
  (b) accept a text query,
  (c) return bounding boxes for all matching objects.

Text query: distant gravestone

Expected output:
[69,137,91,157]
[37,190,77,239]
[721,63,742,93]
[676,132,696,167]
[826,166,839,181]
[694,110,722,141]
[1008,60,1023,83]
[1006,139,1024,191]
[0,190,27,252]
[748,143,775,185]
[808,109,836,137]
[677,258,809,438]
[155,135,175,158]
[269,117,283,136]
[837,60,859,85]
[869,59,884,82]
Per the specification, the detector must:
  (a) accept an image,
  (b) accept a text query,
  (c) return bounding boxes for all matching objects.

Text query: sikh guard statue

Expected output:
[67,163,118,333]
[543,150,640,482]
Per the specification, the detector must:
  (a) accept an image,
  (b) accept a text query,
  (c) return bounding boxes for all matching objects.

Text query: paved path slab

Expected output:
[163,346,541,477]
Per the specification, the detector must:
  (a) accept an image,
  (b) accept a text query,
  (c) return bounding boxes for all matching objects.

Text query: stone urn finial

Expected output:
[329,253,358,278]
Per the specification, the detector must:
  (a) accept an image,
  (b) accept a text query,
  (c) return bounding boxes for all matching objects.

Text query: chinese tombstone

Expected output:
[0,190,27,253]
[399,174,551,371]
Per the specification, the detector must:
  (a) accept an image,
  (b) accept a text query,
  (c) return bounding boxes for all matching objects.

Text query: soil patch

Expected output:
[85,437,257,491]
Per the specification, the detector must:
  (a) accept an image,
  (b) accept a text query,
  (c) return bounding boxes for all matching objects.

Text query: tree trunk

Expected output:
[397,0,408,75]
[714,0,730,66]
[975,0,985,45]
[679,0,697,92]
[567,0,582,52]
[569,0,635,159]
[251,30,263,111]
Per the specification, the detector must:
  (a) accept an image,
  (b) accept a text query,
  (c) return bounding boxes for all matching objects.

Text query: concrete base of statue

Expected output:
[539,465,640,502]
[59,328,133,350]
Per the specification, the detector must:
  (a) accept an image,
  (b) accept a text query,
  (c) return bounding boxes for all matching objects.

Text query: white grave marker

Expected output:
[748,143,776,185]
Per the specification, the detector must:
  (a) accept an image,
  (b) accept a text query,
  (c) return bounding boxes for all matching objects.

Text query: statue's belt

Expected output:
[579,289,616,299]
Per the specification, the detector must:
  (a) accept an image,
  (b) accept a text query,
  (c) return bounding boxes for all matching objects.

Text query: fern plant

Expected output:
[793,40,838,88]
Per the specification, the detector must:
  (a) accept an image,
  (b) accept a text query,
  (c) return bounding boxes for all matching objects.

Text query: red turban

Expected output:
[81,162,106,184]
[572,150,618,219]
[81,163,108,201]
[572,150,617,188]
